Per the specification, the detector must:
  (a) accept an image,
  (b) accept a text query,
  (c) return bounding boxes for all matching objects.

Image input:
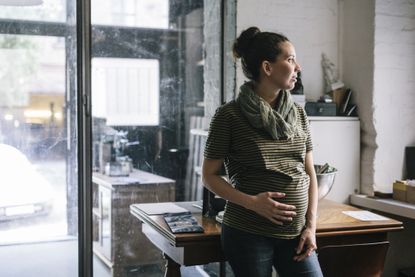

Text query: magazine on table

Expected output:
[164,211,204,234]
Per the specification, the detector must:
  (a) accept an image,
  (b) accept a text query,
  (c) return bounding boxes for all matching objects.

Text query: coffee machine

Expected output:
[93,123,135,176]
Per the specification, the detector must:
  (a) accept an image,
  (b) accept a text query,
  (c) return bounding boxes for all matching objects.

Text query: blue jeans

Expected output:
[221,224,323,277]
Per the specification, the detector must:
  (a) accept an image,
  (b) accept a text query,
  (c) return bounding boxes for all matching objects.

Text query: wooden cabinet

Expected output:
[92,169,175,277]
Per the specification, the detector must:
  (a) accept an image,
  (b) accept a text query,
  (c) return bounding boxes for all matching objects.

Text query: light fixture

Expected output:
[0,0,43,6]
[24,109,52,118]
[4,114,13,121]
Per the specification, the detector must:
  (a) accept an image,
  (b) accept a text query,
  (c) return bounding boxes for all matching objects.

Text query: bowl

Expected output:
[314,164,337,200]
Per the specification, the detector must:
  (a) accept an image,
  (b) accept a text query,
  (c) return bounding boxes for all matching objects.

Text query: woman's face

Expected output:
[267,41,301,90]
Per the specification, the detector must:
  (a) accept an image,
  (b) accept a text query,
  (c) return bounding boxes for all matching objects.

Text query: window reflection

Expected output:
[92,58,160,126]
[0,0,66,22]
[91,0,212,275]
[0,35,72,243]
[0,144,53,221]
[92,0,169,29]
[0,35,65,159]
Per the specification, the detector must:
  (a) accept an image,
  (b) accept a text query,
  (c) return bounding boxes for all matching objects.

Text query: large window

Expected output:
[0,0,231,276]
[0,1,80,276]
[90,1,227,276]
[0,35,69,243]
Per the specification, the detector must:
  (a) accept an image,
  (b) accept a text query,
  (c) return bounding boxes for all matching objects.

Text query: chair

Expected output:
[318,241,389,277]
[184,116,209,201]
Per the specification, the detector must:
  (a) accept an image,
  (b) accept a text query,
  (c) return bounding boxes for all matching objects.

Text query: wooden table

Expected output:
[130,199,403,277]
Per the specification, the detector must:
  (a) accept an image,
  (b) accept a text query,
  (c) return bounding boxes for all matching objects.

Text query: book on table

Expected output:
[130,202,204,233]
[164,211,204,234]
[340,88,352,115]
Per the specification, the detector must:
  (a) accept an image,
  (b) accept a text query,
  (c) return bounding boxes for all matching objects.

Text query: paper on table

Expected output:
[342,210,389,221]
[135,202,188,215]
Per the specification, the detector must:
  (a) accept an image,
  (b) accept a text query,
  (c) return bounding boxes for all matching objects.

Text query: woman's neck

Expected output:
[253,81,281,107]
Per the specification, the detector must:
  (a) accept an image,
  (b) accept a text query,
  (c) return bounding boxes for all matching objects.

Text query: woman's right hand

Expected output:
[247,192,297,225]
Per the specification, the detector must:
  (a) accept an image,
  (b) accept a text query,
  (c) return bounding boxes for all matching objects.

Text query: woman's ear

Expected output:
[261,61,272,77]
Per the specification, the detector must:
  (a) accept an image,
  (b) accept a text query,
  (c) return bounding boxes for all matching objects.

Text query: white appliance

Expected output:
[309,117,360,203]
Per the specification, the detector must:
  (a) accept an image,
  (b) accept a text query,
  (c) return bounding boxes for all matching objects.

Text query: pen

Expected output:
[192,203,203,210]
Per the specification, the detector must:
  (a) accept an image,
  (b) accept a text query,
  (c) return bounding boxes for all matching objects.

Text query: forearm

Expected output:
[306,173,318,230]
[202,174,254,210]
[305,151,318,230]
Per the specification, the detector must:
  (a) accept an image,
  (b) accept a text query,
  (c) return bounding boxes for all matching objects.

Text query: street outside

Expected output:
[0,159,70,244]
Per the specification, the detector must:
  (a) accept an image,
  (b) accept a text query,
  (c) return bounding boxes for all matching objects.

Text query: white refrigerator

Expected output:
[309,117,360,203]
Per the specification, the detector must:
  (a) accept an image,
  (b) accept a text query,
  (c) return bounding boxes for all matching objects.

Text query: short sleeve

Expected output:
[298,105,313,152]
[204,106,231,159]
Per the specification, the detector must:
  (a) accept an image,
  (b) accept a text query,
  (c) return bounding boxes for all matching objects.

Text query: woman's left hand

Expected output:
[293,227,317,262]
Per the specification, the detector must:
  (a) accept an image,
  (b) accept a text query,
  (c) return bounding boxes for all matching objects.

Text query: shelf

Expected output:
[309,116,359,121]
[92,208,101,218]
[93,243,113,268]
[190,128,208,136]
[350,194,415,220]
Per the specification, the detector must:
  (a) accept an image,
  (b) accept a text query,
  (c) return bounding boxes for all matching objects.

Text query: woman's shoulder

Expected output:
[293,102,308,118]
[214,100,239,115]
[292,102,311,128]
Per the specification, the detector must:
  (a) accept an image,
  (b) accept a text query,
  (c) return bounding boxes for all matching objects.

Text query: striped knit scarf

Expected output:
[237,82,299,140]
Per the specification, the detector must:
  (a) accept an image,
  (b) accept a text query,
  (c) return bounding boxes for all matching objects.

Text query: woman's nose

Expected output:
[295,62,301,72]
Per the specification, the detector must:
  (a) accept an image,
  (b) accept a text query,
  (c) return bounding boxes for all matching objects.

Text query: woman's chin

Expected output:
[285,83,296,91]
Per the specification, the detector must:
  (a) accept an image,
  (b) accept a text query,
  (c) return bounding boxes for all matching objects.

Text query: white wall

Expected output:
[204,0,222,117]
[341,0,376,195]
[340,0,415,193]
[236,0,339,101]
[235,0,415,274]
[373,0,415,192]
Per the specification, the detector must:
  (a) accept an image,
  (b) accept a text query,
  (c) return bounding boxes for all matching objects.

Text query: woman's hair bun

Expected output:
[232,27,261,59]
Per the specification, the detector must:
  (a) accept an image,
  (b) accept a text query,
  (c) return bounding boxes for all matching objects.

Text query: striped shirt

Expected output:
[204,100,313,239]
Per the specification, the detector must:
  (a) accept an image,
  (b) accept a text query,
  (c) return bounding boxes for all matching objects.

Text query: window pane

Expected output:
[0,0,66,22]
[92,0,169,29]
[91,1,226,276]
[0,10,79,277]
[0,35,68,241]
[92,58,160,126]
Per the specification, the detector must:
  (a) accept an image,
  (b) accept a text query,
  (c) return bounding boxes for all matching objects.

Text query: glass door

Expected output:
[0,0,234,276]
[0,0,80,276]
[90,0,228,276]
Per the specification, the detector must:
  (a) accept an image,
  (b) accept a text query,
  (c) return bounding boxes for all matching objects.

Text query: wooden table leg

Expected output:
[163,253,181,277]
